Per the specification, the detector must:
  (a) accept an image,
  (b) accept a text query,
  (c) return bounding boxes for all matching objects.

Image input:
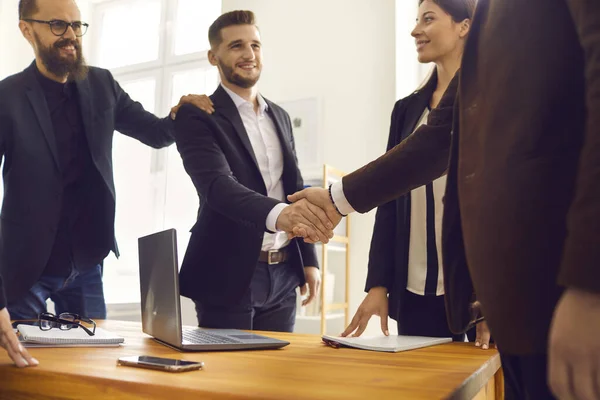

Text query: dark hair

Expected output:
[418,0,476,22]
[19,0,38,19]
[208,10,257,48]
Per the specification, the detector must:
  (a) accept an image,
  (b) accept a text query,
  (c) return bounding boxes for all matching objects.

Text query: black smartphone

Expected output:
[117,355,204,372]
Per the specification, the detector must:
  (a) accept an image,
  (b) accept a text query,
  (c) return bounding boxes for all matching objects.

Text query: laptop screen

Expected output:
[138,229,184,347]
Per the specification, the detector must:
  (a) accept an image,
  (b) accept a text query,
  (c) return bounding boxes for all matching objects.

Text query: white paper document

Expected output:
[322,334,452,353]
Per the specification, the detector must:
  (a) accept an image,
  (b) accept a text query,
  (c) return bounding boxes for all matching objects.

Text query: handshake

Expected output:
[276,188,344,244]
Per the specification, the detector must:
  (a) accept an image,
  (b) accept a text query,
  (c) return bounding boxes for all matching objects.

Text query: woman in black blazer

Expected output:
[341,0,489,346]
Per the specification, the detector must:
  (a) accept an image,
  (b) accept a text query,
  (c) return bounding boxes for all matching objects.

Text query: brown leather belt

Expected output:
[258,248,289,265]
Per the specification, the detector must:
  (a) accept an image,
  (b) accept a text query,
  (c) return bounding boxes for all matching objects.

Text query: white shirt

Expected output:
[406,109,445,296]
[221,84,289,251]
[330,109,445,296]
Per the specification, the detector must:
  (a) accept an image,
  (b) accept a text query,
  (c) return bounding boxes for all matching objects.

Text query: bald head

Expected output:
[18,0,38,19]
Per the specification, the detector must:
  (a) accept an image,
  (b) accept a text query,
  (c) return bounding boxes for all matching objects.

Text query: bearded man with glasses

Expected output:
[0,0,213,368]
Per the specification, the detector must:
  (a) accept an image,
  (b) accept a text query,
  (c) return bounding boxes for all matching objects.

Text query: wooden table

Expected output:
[0,320,503,400]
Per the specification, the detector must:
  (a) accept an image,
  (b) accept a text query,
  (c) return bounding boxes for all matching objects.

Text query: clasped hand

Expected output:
[169,97,343,243]
[276,188,343,243]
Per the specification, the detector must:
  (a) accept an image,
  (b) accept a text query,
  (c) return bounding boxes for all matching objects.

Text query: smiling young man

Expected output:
[0,0,214,367]
[173,11,331,332]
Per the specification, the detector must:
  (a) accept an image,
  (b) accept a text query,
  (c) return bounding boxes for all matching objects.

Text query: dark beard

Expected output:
[218,60,260,89]
[34,33,88,81]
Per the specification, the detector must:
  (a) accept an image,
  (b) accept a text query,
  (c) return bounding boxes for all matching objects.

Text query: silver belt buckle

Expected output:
[267,249,280,265]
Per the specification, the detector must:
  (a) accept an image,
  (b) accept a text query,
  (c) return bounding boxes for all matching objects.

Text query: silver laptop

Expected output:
[138,229,290,351]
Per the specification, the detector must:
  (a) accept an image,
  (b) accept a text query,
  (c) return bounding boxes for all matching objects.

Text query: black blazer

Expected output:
[0,62,174,309]
[365,77,437,321]
[173,86,318,307]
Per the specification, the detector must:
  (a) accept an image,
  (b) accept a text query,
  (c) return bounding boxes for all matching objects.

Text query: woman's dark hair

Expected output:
[418,0,476,22]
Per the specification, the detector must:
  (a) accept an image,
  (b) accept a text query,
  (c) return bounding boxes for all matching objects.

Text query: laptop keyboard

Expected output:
[182,328,240,345]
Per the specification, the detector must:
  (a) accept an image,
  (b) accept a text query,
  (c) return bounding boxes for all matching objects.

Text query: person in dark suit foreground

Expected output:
[290,0,600,398]
[0,0,212,367]
[173,11,332,333]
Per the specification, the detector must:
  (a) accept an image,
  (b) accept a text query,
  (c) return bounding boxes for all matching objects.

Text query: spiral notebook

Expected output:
[17,324,125,347]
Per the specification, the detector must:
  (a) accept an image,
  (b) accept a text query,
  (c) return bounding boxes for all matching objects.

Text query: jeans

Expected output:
[7,264,107,320]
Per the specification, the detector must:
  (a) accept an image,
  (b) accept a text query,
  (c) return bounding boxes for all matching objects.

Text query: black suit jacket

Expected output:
[173,86,317,307]
[0,62,174,309]
[365,76,436,321]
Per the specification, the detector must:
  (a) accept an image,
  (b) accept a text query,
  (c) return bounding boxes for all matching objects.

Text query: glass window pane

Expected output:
[170,67,219,106]
[163,146,197,265]
[173,0,221,56]
[103,77,160,304]
[96,0,162,69]
[120,78,156,113]
[164,67,219,263]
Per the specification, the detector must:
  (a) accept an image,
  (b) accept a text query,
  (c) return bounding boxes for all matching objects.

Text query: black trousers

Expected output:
[194,261,301,333]
[500,353,555,399]
[397,289,476,341]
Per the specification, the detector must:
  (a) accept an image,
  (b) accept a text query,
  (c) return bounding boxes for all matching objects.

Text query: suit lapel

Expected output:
[400,75,437,141]
[265,100,294,162]
[75,78,95,161]
[212,86,260,171]
[24,64,61,171]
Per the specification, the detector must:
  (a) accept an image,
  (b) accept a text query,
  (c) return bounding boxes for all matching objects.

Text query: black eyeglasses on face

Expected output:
[23,19,89,37]
[38,312,96,336]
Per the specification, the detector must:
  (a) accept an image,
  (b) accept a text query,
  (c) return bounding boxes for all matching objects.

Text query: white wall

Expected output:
[222,0,417,335]
[223,0,398,167]
[0,0,91,80]
[397,0,421,98]
[397,0,434,96]
[0,0,32,78]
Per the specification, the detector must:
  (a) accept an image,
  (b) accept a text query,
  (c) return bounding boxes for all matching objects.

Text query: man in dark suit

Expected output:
[173,10,333,333]
[0,0,212,367]
[291,1,600,398]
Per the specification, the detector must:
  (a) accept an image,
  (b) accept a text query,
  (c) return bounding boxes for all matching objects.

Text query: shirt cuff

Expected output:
[266,203,289,232]
[331,181,356,215]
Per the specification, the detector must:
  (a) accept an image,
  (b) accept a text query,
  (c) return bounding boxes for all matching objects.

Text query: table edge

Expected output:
[446,352,501,400]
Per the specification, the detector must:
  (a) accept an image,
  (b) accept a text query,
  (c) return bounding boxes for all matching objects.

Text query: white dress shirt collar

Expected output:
[221,83,268,115]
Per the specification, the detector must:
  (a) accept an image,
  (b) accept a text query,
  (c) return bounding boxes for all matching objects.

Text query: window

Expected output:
[96,0,162,69]
[173,0,221,56]
[91,0,221,304]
